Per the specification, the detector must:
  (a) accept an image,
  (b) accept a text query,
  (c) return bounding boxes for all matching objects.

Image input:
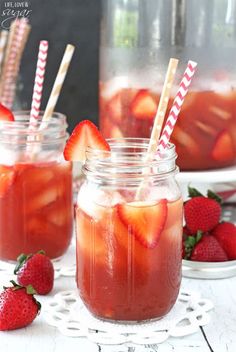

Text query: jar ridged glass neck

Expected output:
[0,111,68,165]
[83,138,178,185]
[0,111,68,145]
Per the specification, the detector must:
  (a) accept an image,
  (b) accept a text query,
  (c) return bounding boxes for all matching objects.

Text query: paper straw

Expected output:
[158,60,197,153]
[29,40,48,126]
[40,44,75,128]
[146,58,179,156]
[0,30,9,75]
[0,19,30,108]
[13,21,31,78]
[135,58,178,200]
[0,20,17,97]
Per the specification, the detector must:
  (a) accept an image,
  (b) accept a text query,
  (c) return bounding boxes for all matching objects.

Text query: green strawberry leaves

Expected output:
[14,250,46,275]
[188,186,222,204]
[188,186,203,198]
[207,189,222,204]
[183,230,203,259]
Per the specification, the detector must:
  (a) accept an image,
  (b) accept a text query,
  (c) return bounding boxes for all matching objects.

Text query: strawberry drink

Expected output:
[99,82,236,170]
[64,121,183,322]
[76,195,183,321]
[0,110,73,261]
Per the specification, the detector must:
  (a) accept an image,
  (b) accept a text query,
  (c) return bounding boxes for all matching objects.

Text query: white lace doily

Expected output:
[0,241,76,279]
[44,289,214,345]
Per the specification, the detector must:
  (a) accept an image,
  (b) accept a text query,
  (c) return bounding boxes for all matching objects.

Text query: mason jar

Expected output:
[0,111,73,261]
[76,138,183,322]
[99,0,236,170]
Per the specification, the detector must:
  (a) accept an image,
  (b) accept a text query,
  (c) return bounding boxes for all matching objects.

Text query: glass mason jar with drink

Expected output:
[99,0,236,170]
[0,111,73,261]
[75,137,183,321]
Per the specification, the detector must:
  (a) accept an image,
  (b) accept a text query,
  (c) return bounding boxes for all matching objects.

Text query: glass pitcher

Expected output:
[99,0,236,171]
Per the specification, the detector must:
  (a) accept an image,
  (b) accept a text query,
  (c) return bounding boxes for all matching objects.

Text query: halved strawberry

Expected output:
[63,120,110,162]
[0,104,14,121]
[211,130,234,162]
[130,90,157,120]
[0,166,15,197]
[117,199,168,248]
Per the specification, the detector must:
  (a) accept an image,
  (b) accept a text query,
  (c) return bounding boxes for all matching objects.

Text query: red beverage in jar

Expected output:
[76,197,182,321]
[99,82,236,170]
[75,138,183,322]
[0,111,73,261]
[0,161,73,261]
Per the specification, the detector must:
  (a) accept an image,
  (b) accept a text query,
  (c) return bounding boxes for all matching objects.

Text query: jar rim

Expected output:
[84,138,178,184]
[86,138,176,162]
[0,110,68,145]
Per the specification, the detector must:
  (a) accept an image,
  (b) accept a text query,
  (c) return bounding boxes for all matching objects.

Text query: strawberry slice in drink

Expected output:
[106,92,123,123]
[0,104,14,121]
[117,199,168,248]
[211,130,234,162]
[0,166,15,197]
[130,89,157,120]
[63,120,110,162]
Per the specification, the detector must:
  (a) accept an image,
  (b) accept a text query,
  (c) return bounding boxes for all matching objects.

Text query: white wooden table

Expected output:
[1,269,236,352]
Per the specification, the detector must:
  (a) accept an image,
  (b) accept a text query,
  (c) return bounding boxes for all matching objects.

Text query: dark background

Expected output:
[0,0,101,131]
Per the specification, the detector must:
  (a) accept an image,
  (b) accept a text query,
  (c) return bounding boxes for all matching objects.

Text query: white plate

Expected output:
[182,259,236,279]
[177,164,236,201]
[177,164,236,183]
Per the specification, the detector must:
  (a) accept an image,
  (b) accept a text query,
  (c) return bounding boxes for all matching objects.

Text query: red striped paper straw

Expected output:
[29,40,48,127]
[158,60,197,153]
[1,18,28,108]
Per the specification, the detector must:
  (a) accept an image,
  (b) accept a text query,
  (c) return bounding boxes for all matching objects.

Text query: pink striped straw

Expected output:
[1,18,28,108]
[29,40,48,127]
[158,60,197,153]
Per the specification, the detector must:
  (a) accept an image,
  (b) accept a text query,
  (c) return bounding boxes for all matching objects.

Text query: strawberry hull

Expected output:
[99,83,236,170]
[76,198,183,321]
[0,161,73,261]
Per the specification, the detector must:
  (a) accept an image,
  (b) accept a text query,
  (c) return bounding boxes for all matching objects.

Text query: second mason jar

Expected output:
[0,111,73,261]
[76,138,183,322]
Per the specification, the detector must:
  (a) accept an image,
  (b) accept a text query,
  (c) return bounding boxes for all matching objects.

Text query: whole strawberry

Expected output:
[190,234,228,262]
[184,187,221,234]
[212,222,236,260]
[14,250,54,295]
[0,281,40,331]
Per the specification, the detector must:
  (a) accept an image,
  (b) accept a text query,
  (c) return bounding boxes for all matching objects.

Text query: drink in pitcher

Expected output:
[99,0,236,171]
[0,111,73,261]
[75,138,183,321]
[99,85,236,170]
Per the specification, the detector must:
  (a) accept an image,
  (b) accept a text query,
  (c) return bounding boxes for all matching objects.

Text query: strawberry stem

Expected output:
[207,189,222,204]
[188,186,203,198]
[184,230,203,259]
[14,253,28,274]
[37,250,45,255]
[26,285,37,295]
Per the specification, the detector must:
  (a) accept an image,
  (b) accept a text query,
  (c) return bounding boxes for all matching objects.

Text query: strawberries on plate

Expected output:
[117,199,168,248]
[14,251,54,295]
[0,103,14,121]
[184,187,221,234]
[183,186,236,263]
[130,89,157,120]
[0,281,40,331]
[63,120,110,162]
[190,234,228,262]
[212,222,236,260]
